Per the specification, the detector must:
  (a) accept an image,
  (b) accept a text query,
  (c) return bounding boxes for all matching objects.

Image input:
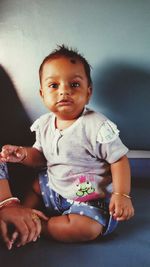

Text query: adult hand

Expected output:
[0,205,48,249]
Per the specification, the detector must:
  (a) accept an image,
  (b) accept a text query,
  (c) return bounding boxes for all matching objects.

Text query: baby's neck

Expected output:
[55,117,77,130]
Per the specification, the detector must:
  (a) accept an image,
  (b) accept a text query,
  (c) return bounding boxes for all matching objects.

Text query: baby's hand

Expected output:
[0,145,27,163]
[109,193,134,221]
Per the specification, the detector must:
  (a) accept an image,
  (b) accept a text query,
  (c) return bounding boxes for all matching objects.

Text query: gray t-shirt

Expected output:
[31,108,128,201]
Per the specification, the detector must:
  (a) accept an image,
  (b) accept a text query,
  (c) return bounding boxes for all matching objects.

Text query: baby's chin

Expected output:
[55,108,81,120]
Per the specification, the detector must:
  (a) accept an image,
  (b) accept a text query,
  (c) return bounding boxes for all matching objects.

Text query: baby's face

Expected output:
[40,56,92,120]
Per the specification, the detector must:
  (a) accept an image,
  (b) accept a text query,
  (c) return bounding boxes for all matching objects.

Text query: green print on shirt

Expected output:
[76,181,95,197]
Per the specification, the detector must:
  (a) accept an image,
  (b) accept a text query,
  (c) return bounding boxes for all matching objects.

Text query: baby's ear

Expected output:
[87,86,92,103]
[39,88,44,97]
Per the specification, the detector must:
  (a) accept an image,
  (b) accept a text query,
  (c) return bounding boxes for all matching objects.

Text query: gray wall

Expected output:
[0,0,150,149]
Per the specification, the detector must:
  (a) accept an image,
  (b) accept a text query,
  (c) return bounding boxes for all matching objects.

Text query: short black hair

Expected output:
[39,44,92,86]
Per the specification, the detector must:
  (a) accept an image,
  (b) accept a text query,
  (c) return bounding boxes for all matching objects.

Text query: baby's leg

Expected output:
[27,179,102,242]
[42,214,102,242]
[23,178,43,209]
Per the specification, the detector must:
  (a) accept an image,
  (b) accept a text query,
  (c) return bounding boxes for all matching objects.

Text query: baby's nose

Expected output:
[60,91,70,96]
[59,85,71,95]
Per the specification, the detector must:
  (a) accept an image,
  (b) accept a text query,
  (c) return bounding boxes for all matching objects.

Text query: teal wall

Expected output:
[0,0,150,149]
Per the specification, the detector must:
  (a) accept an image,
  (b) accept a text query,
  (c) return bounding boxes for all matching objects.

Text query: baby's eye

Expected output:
[70,82,80,88]
[48,83,59,89]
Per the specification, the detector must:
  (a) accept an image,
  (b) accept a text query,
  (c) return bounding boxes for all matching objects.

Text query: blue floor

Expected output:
[0,159,150,267]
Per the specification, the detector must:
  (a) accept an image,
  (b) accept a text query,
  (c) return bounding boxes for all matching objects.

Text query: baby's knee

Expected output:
[80,221,102,241]
[46,215,102,242]
[72,215,102,241]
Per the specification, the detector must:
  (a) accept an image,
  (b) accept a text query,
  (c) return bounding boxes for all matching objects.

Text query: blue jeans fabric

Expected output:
[0,163,9,180]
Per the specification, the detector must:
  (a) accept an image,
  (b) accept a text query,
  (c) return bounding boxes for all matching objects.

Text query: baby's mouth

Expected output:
[56,99,73,106]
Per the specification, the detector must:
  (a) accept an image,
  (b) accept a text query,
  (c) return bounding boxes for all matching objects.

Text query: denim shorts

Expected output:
[38,170,118,236]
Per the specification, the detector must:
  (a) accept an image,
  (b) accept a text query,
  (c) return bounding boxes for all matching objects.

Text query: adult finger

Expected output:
[17,219,36,247]
[0,221,12,250]
[10,231,19,244]
[32,216,42,241]
[13,221,29,247]
[14,210,41,245]
[32,209,48,220]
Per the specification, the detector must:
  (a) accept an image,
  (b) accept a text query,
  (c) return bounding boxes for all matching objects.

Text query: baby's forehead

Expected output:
[46,55,81,65]
[70,58,78,64]
[41,56,86,80]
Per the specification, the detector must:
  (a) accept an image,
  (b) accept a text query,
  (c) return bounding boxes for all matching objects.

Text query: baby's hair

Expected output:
[39,44,92,86]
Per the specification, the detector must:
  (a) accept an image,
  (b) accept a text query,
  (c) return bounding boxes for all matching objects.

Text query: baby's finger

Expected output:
[126,207,135,220]
[0,156,7,162]
[1,146,24,162]
[1,146,14,161]
[113,206,123,219]
[2,145,13,155]
[1,149,9,159]
[109,202,115,216]
[116,209,128,221]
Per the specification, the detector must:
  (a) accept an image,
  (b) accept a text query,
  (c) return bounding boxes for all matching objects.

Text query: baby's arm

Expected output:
[109,155,134,221]
[0,145,46,168]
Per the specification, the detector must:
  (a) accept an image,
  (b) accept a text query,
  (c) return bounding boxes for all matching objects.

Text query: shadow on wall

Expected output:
[0,65,34,147]
[92,62,150,150]
[0,65,35,199]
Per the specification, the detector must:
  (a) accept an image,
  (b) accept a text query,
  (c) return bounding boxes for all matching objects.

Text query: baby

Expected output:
[0,45,134,242]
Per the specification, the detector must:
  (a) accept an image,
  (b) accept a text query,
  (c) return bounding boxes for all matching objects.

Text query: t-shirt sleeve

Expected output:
[96,120,128,163]
[30,119,43,152]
